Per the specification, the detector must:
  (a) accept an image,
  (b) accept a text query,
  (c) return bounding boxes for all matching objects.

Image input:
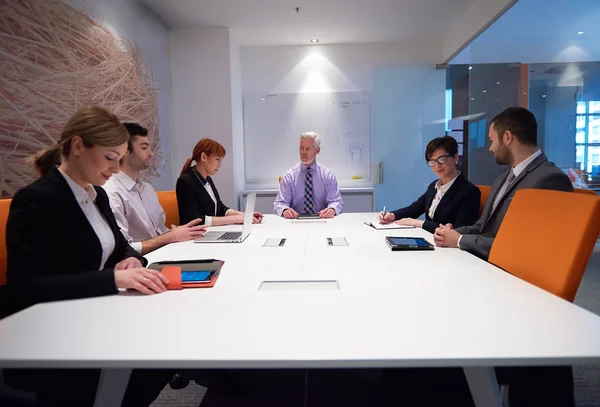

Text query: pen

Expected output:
[382,206,387,218]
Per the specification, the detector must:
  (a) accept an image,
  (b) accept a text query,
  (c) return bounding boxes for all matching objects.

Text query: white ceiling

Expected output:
[142,0,476,46]
[452,0,600,64]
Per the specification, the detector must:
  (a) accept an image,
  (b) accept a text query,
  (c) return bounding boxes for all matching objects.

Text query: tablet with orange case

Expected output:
[148,259,224,290]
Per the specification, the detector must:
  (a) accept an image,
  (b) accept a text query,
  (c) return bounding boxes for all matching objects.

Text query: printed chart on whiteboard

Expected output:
[243,92,371,184]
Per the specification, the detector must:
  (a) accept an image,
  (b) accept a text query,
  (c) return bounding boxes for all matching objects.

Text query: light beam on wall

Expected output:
[557,63,583,87]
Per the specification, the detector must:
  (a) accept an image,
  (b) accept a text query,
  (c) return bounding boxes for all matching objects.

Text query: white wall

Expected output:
[242,40,442,95]
[169,28,236,207]
[67,0,173,190]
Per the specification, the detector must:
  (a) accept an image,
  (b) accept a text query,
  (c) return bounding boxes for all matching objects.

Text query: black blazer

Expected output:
[391,172,481,234]
[176,167,230,225]
[3,167,145,316]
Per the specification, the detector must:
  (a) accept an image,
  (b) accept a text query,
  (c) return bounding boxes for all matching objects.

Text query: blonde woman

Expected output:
[5,105,171,406]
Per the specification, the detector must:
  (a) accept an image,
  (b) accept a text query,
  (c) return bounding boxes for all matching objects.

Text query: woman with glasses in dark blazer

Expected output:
[378,136,480,233]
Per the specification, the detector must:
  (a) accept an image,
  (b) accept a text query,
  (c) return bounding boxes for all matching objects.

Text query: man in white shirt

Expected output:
[104,123,207,255]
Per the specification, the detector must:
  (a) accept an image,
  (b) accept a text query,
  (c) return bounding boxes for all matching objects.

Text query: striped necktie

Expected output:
[304,167,314,214]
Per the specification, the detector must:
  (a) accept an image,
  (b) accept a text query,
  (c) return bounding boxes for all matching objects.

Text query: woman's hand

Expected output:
[115,268,169,295]
[395,218,424,228]
[252,212,264,223]
[377,212,395,224]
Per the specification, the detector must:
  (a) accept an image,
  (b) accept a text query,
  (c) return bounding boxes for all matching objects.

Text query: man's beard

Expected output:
[494,143,512,165]
[137,156,151,171]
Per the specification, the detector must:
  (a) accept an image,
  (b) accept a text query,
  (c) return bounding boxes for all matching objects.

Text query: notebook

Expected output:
[364,220,416,230]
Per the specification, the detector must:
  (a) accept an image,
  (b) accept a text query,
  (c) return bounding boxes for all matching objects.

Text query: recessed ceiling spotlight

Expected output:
[468,66,473,70]
[542,94,547,98]
[577,31,584,35]
[483,90,487,93]
[496,82,501,85]
[310,39,319,43]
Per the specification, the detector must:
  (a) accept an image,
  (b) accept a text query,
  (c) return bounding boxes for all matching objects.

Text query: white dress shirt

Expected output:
[428,172,461,219]
[191,168,228,226]
[58,169,115,269]
[104,171,170,253]
[203,182,218,226]
[511,149,542,179]
[457,149,542,249]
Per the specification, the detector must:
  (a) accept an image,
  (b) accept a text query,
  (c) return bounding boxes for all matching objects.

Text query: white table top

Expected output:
[2,213,600,369]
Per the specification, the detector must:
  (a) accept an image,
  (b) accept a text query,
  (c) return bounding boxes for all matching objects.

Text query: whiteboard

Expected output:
[243,92,371,183]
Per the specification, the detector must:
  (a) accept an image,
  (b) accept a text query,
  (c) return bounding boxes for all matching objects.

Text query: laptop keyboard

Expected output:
[218,232,242,241]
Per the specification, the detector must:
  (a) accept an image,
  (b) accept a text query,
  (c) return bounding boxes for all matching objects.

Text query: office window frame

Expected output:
[575,101,600,173]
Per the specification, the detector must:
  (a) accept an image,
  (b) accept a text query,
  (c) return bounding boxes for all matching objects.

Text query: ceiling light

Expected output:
[483,90,487,93]
[496,82,501,85]
[471,97,475,100]
[542,94,547,98]
[577,31,584,35]
[310,39,319,43]
[468,66,473,70]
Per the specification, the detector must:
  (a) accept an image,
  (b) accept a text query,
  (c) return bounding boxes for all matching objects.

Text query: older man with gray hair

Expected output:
[274,132,343,218]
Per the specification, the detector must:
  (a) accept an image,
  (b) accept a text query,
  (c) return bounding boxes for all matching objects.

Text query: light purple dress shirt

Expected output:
[274,162,343,216]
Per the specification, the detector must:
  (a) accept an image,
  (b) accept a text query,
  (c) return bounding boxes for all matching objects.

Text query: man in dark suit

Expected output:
[433,107,573,260]
[434,106,575,407]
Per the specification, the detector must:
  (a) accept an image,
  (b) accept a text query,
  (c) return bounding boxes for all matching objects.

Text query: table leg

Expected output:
[94,368,132,407]
[463,366,503,407]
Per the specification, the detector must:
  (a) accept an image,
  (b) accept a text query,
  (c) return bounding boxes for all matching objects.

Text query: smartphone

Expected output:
[181,270,216,283]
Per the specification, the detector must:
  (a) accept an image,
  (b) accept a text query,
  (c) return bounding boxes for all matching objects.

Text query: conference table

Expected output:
[2,213,600,407]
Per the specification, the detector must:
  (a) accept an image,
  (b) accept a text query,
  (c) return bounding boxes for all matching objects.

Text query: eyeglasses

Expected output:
[426,155,454,167]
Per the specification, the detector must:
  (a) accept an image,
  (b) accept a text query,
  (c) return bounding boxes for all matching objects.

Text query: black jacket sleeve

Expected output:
[211,179,230,217]
[451,185,481,230]
[391,192,427,221]
[421,219,439,234]
[6,188,118,306]
[176,175,204,225]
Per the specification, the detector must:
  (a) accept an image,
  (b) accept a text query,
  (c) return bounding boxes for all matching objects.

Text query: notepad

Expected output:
[364,220,416,230]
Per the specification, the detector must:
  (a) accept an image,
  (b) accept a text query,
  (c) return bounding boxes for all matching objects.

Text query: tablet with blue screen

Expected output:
[385,236,434,251]
[181,270,216,283]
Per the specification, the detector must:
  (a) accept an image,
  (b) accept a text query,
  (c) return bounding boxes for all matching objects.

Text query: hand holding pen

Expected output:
[377,206,395,224]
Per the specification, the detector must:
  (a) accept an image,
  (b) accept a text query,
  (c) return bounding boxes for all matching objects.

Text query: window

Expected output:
[575,101,600,174]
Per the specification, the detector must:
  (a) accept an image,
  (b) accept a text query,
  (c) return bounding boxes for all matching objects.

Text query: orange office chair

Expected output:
[489,189,600,302]
[0,198,11,285]
[476,185,491,217]
[156,190,180,227]
[574,187,597,196]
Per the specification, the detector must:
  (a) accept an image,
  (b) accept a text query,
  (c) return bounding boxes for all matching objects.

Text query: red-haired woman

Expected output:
[177,138,262,225]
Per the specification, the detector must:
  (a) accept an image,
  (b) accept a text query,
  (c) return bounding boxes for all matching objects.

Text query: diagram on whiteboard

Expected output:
[347,142,364,166]
[243,91,371,184]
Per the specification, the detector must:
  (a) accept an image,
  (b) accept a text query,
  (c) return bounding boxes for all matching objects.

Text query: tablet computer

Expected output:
[181,270,218,284]
[385,236,434,251]
[296,213,321,219]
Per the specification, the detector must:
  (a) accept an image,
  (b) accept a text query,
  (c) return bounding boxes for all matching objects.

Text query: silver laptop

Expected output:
[194,193,256,243]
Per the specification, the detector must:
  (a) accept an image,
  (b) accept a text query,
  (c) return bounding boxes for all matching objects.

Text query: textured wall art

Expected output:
[0,0,161,197]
